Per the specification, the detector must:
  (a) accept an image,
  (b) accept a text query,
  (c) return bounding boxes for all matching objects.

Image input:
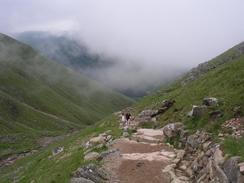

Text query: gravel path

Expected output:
[103,129,176,183]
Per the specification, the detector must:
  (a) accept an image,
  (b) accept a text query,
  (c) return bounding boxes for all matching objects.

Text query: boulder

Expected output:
[203,97,218,106]
[188,105,207,117]
[162,122,184,138]
[209,110,223,119]
[223,157,244,183]
[162,100,175,108]
[84,152,100,161]
[138,110,158,118]
[52,146,64,156]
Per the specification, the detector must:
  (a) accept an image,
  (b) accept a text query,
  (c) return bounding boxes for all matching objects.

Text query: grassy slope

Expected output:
[134,49,244,130]
[0,115,122,183]
[134,43,244,158]
[0,33,133,157]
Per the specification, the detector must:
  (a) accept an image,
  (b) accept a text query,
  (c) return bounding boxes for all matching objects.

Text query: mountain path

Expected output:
[103,128,181,183]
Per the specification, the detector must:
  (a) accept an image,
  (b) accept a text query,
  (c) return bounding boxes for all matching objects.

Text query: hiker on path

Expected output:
[125,113,131,125]
[121,113,126,126]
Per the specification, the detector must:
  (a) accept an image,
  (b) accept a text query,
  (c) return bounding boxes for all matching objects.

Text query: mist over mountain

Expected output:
[0,33,132,157]
[1,1,244,182]
[16,31,186,98]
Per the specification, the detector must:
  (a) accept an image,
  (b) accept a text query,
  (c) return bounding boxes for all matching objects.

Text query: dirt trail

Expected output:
[103,129,177,183]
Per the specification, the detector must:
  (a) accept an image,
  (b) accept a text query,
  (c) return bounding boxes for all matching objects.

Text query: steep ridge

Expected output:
[182,41,244,84]
[15,31,113,70]
[135,41,244,131]
[0,33,133,158]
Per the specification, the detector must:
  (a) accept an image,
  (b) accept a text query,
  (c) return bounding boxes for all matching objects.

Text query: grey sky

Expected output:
[1,0,244,91]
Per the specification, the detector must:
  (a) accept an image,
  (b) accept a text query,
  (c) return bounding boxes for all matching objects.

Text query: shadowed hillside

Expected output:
[0,33,133,157]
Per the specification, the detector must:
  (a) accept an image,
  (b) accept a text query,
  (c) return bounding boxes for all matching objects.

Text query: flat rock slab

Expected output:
[136,129,164,137]
[133,128,165,143]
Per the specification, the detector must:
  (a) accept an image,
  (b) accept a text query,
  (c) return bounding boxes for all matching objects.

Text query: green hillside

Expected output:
[135,42,244,131]
[0,33,133,157]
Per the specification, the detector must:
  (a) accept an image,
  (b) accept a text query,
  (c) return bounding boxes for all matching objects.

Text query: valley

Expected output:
[0,34,244,183]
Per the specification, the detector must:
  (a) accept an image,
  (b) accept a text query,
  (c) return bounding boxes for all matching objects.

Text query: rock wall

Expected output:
[162,123,244,183]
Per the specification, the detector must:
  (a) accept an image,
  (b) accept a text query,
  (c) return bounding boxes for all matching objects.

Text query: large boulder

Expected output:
[188,105,207,117]
[162,100,175,108]
[223,157,244,183]
[203,97,218,106]
[162,122,185,139]
[138,110,158,118]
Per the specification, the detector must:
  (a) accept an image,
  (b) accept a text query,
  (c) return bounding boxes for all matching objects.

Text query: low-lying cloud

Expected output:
[1,0,244,95]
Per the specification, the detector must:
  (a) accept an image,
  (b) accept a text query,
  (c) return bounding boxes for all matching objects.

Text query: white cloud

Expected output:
[1,0,244,92]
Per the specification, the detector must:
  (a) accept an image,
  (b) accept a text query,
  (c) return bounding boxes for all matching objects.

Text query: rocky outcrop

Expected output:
[188,97,224,120]
[202,97,218,106]
[181,42,244,85]
[162,122,186,139]
[162,123,244,183]
[153,100,176,117]
[188,105,207,118]
[138,109,158,118]
[135,100,176,126]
